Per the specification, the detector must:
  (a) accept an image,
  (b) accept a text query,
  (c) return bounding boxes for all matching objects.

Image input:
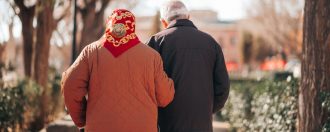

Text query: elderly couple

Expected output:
[61,1,230,132]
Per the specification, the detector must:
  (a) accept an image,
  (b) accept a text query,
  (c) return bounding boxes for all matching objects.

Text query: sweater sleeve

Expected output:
[61,46,90,127]
[213,44,230,113]
[154,53,175,107]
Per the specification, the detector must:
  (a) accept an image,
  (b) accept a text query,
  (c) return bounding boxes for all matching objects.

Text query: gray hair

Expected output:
[160,0,189,22]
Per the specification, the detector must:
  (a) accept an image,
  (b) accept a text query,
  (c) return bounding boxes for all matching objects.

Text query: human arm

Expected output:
[213,44,230,113]
[61,47,90,127]
[154,54,175,107]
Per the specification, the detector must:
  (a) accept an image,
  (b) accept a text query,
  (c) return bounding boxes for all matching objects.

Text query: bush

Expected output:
[0,68,63,131]
[0,79,42,131]
[48,67,65,121]
[217,77,299,131]
[0,83,25,130]
[321,92,330,132]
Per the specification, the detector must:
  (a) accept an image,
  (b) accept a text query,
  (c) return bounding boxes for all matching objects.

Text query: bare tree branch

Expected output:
[244,0,303,56]
[55,1,71,24]
[95,0,110,22]
[54,28,66,48]
[13,0,26,10]
[83,0,89,6]
[8,1,19,16]
[98,0,110,14]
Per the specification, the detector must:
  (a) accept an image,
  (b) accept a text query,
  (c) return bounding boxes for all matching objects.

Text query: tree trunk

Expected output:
[34,2,54,89]
[79,14,104,53]
[20,10,35,77]
[14,0,35,77]
[0,44,3,87]
[298,0,330,131]
[30,0,55,130]
[0,44,5,68]
[78,0,110,53]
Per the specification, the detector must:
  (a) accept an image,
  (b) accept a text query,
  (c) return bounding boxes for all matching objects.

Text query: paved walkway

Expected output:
[213,121,230,132]
[46,115,230,132]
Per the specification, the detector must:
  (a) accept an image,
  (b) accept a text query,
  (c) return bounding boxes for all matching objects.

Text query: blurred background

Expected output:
[0,0,310,131]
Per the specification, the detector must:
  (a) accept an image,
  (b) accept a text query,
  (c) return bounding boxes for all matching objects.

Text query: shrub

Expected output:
[0,68,63,131]
[321,92,330,132]
[0,79,42,131]
[0,83,25,130]
[217,77,299,131]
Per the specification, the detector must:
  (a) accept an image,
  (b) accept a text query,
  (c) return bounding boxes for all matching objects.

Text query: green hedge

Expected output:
[217,77,299,131]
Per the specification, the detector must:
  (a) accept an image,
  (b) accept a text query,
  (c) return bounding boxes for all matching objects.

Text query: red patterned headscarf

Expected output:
[103,9,140,57]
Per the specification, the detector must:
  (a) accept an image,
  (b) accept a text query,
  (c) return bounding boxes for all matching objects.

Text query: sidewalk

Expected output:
[213,121,230,132]
[46,115,230,132]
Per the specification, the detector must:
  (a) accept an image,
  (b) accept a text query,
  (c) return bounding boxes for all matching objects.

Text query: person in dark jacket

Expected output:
[147,1,230,132]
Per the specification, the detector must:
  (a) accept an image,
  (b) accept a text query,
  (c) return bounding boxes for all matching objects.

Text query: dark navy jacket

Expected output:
[147,19,230,132]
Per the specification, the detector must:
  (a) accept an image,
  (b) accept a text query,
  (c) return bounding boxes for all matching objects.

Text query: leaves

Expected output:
[320,92,330,132]
[0,70,63,131]
[218,78,299,131]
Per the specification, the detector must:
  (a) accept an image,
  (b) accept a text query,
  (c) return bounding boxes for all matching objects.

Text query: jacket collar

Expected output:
[167,19,197,29]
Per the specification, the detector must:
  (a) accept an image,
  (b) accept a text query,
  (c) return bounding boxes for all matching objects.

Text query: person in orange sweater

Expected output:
[61,9,175,132]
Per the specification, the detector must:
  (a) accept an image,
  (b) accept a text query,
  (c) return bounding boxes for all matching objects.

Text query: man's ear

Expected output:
[161,19,168,28]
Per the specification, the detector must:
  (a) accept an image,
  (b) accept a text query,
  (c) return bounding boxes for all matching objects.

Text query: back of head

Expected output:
[160,0,189,22]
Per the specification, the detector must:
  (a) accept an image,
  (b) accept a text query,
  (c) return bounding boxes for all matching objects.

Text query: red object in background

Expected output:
[226,61,240,72]
[260,58,286,71]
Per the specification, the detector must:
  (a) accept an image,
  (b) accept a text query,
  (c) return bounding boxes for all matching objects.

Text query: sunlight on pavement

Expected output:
[213,121,230,132]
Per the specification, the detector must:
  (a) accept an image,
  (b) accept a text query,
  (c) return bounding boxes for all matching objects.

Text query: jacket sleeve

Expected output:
[213,44,230,113]
[61,47,90,127]
[154,53,175,107]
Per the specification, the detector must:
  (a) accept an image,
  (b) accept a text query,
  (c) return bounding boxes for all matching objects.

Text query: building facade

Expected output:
[136,10,242,72]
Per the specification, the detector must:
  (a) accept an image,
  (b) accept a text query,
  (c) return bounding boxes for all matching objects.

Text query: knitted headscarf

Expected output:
[103,9,140,57]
